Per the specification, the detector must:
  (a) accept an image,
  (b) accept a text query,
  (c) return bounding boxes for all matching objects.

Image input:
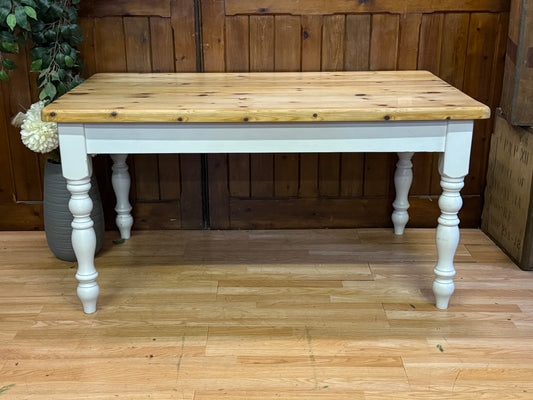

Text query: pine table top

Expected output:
[42,71,490,123]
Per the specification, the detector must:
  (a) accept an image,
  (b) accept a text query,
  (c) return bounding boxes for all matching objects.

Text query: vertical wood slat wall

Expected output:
[205,0,509,229]
[0,0,510,230]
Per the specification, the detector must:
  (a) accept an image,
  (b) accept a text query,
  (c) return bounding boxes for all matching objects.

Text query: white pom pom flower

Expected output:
[20,101,58,154]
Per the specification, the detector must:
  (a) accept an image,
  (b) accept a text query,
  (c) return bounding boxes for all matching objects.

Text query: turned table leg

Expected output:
[433,172,464,309]
[67,177,99,313]
[392,152,414,235]
[111,154,133,239]
[58,124,100,313]
[432,121,473,309]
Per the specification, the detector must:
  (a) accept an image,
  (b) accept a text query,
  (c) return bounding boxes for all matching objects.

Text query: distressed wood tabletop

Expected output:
[42,71,490,123]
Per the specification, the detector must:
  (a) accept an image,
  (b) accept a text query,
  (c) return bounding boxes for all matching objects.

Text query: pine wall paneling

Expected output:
[0,0,510,230]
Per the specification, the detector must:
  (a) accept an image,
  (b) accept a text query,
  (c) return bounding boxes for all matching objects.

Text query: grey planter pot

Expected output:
[43,161,105,262]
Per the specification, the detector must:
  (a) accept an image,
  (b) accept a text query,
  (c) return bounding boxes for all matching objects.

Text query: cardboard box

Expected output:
[500,0,533,126]
[482,110,533,269]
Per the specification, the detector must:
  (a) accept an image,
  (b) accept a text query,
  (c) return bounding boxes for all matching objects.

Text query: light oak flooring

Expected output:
[0,228,532,399]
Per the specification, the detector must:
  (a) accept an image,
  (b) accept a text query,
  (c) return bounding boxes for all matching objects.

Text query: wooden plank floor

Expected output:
[1,228,532,399]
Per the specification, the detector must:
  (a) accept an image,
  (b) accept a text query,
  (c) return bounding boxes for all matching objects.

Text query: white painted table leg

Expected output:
[433,174,464,309]
[111,154,133,239]
[432,120,473,309]
[67,177,99,314]
[392,152,414,235]
[58,123,100,313]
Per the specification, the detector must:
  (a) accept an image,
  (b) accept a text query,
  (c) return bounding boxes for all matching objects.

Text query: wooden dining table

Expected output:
[42,71,490,313]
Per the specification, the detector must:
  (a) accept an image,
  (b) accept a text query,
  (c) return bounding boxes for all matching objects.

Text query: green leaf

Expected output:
[30,46,46,59]
[55,52,65,67]
[40,53,51,68]
[64,55,74,67]
[61,42,71,54]
[44,28,55,41]
[24,6,37,20]
[38,88,47,100]
[0,7,10,24]
[0,69,8,82]
[35,0,50,12]
[1,58,17,70]
[0,30,15,42]
[22,0,37,7]
[6,13,16,31]
[0,41,18,53]
[44,81,56,100]
[57,82,67,97]
[14,6,30,30]
[48,3,62,18]
[30,58,42,71]
[31,29,45,43]
[0,0,11,8]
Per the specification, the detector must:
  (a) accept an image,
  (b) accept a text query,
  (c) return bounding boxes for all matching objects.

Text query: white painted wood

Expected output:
[110,154,133,239]
[432,121,473,309]
[82,121,447,154]
[58,124,92,180]
[67,175,99,314]
[392,152,414,235]
[438,120,474,177]
[433,174,464,309]
[56,117,476,312]
[58,124,99,314]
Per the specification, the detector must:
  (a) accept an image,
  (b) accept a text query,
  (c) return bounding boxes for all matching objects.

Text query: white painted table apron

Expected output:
[58,119,473,313]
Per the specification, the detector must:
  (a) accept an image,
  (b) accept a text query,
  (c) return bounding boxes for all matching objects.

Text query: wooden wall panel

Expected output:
[225,16,250,72]
[463,13,501,196]
[345,15,371,71]
[205,1,509,229]
[225,0,510,15]
[93,18,127,72]
[2,49,42,202]
[228,156,250,197]
[439,14,470,89]
[397,13,421,70]
[0,0,510,230]
[0,89,14,203]
[322,15,345,71]
[250,16,274,71]
[251,155,274,198]
[79,0,171,17]
[301,16,322,71]
[202,0,226,72]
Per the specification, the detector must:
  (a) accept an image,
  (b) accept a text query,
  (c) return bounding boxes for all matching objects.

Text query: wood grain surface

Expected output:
[42,71,490,123]
[1,228,532,399]
[225,0,510,15]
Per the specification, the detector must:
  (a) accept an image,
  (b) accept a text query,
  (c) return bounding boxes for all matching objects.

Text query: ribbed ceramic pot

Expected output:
[43,161,105,262]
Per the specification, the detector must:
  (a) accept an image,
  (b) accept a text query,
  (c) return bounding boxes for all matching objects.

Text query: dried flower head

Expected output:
[20,101,58,154]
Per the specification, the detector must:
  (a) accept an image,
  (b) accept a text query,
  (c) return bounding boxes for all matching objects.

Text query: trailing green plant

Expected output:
[0,0,84,100]
[0,0,84,160]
